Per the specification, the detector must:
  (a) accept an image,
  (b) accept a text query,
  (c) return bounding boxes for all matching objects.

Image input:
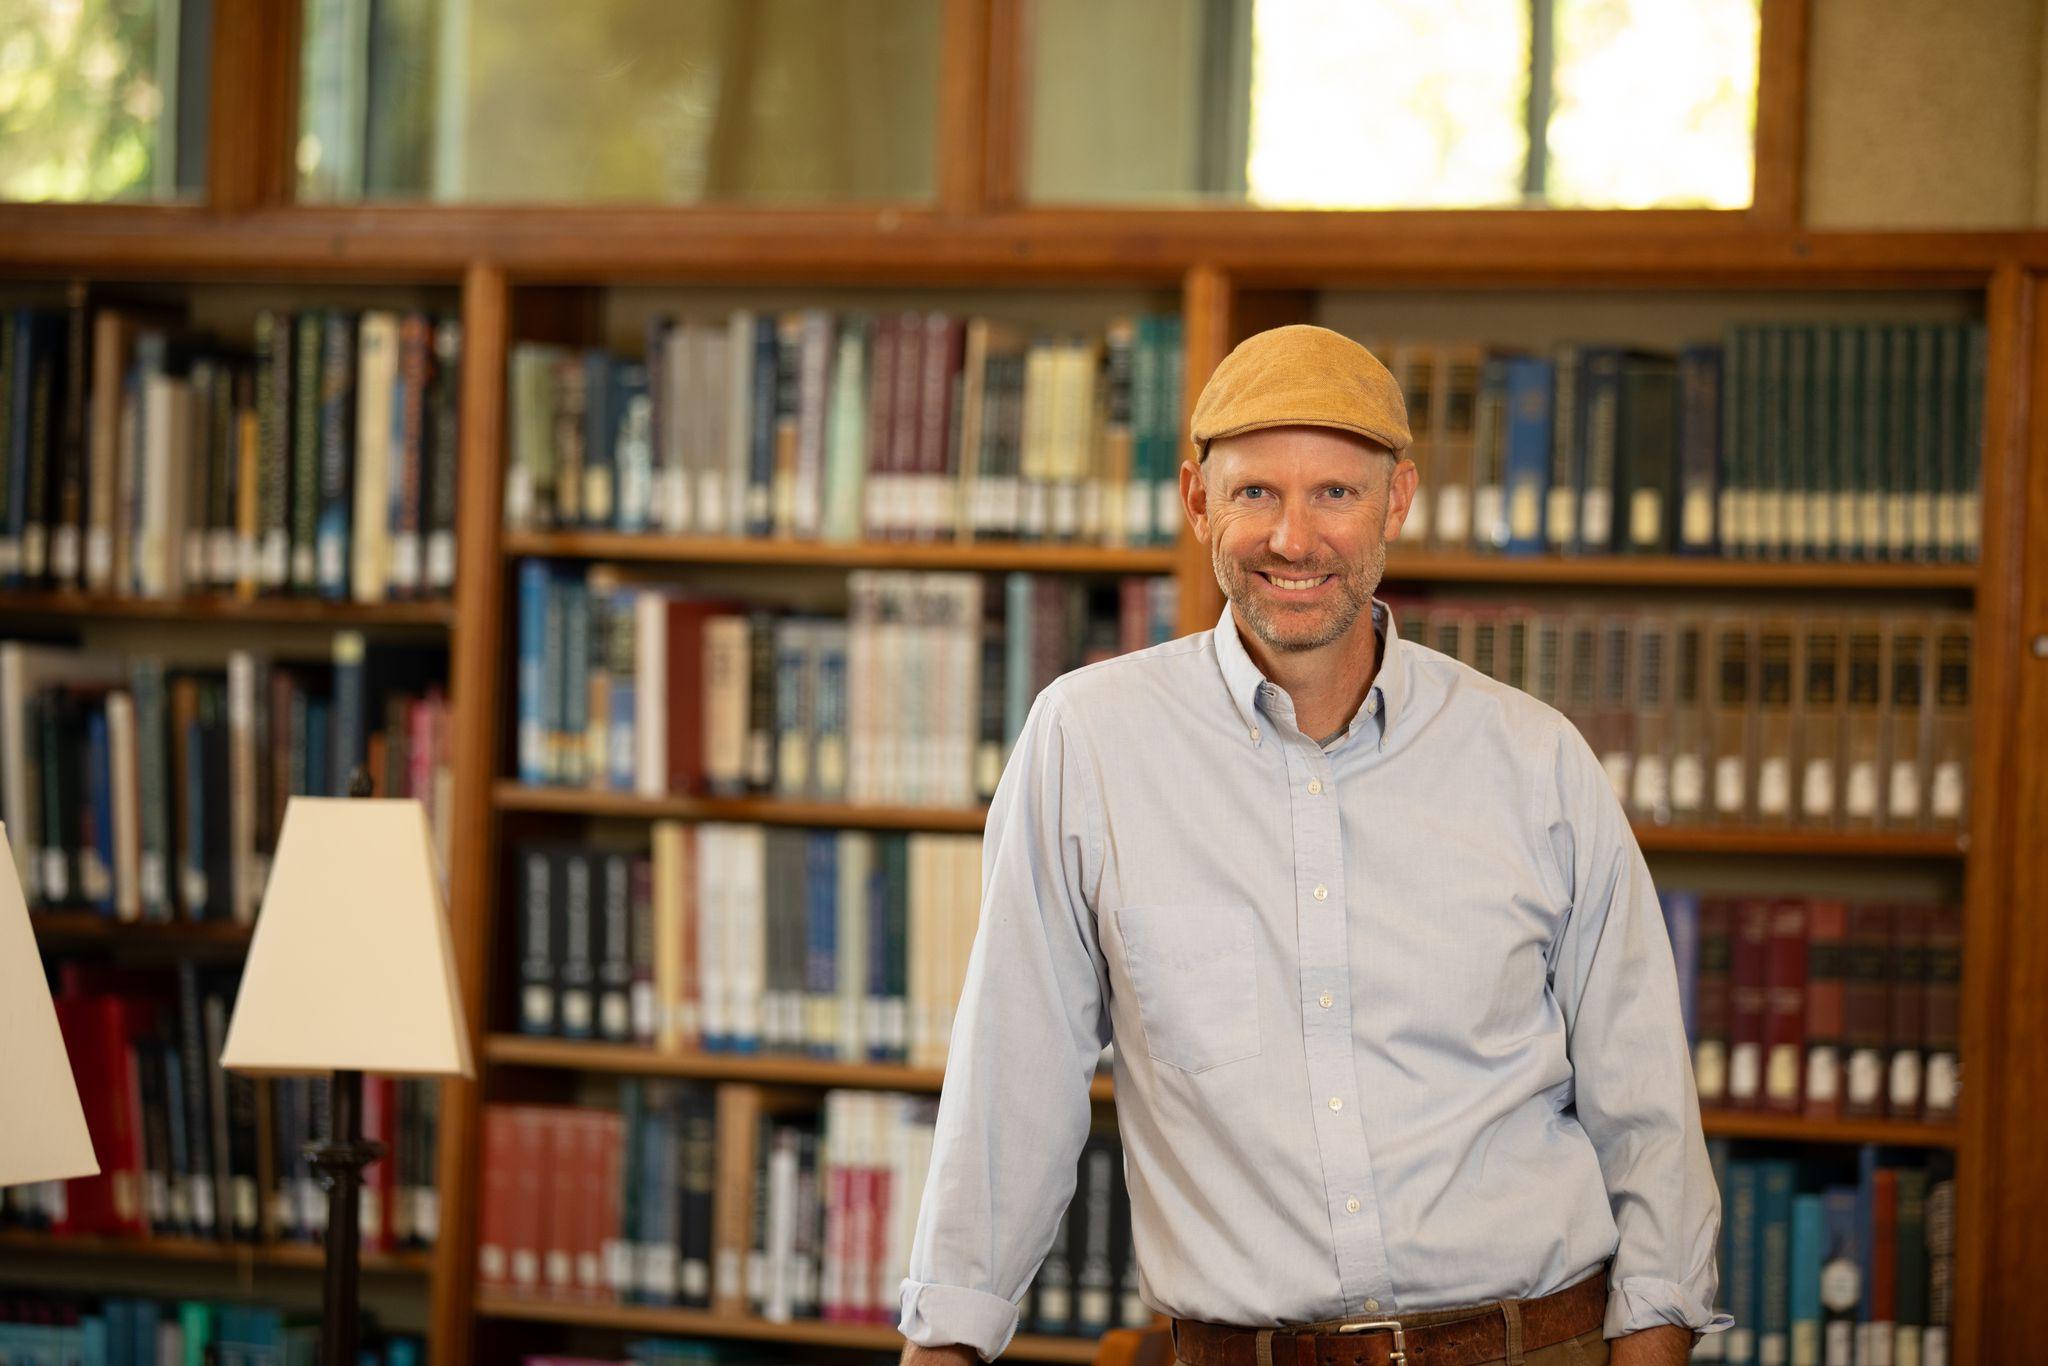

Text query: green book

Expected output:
[1911,324,1940,560]
[1858,324,1888,561]
[1810,326,1838,559]
[1784,326,1812,559]
[1885,324,1912,560]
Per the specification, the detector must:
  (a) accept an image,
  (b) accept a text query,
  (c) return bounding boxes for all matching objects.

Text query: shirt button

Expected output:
[1328,1096,1342,1111]
[1308,779,1322,795]
[1365,1298,1380,1312]
[1313,884,1328,901]
[1347,1198,1361,1215]
[1367,696,1380,715]
[1249,726,1261,742]
[1319,991,1333,1008]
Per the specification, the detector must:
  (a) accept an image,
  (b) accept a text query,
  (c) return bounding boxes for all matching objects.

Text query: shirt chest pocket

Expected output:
[1116,902,1261,1074]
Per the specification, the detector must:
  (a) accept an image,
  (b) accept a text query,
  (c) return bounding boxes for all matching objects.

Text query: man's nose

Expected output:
[1267,501,1315,561]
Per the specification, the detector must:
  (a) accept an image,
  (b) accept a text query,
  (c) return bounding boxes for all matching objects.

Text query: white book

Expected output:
[226,651,260,925]
[729,824,767,1050]
[835,832,873,1061]
[794,309,833,540]
[821,323,868,543]
[351,311,399,603]
[140,374,191,599]
[633,591,668,797]
[725,311,756,537]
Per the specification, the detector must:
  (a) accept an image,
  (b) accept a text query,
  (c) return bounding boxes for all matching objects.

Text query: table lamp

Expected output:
[0,824,99,1190]
[222,788,473,1366]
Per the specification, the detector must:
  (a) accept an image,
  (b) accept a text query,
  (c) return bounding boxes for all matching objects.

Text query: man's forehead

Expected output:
[1205,425,1393,475]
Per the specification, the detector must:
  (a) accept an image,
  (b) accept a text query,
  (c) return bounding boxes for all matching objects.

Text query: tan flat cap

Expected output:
[1190,324,1411,457]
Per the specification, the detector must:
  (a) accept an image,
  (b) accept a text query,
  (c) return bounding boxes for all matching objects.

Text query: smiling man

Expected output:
[898,325,1728,1366]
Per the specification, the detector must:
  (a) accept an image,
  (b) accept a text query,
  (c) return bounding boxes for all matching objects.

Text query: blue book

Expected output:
[315,311,356,599]
[129,1300,160,1366]
[105,1298,134,1366]
[1726,1160,1760,1366]
[1661,889,1701,1046]
[614,361,652,534]
[516,559,550,785]
[559,576,591,787]
[1820,1188,1860,1366]
[81,1311,109,1366]
[606,589,638,791]
[1790,1193,1825,1365]
[86,707,114,916]
[637,1083,681,1305]
[746,316,778,537]
[1500,355,1555,555]
[812,623,849,801]
[304,697,331,802]
[805,832,838,1057]
[1756,1159,1797,1366]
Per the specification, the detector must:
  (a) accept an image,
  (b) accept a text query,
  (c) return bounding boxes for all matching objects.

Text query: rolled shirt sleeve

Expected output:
[899,690,1112,1360]
[1540,718,1735,1340]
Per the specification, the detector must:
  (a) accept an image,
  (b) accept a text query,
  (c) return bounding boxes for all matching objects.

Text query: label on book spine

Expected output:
[1714,757,1745,816]
[1888,761,1921,820]
[1847,1049,1884,1107]
[1802,759,1836,819]
[1806,1047,1840,1104]
[1930,761,1964,820]
[1671,755,1705,814]
[1888,1051,1923,1111]
[1845,762,1880,819]
[1757,756,1792,819]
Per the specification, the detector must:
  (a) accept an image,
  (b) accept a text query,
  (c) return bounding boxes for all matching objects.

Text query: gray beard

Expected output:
[1215,537,1386,655]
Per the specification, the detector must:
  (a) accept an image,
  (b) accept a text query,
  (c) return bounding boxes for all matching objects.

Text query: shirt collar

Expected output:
[1211,598,1407,751]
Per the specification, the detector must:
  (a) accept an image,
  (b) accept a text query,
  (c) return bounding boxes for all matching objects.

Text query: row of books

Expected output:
[514,826,981,1071]
[1021,1131,1152,1341]
[1,636,452,919]
[1697,1145,1954,1366]
[1,301,462,601]
[1666,895,1959,1123]
[1389,322,1984,562]
[0,961,440,1253]
[478,1085,936,1329]
[1393,603,1972,834]
[505,311,1187,547]
[0,1290,423,1366]
[515,564,1176,809]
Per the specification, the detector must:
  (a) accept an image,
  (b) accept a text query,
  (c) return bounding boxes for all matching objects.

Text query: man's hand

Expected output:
[899,1344,980,1366]
[1608,1323,1692,1365]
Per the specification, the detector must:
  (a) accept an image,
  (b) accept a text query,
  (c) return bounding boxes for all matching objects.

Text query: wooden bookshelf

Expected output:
[471,1294,1100,1363]
[7,6,2046,1361]
[0,590,456,627]
[0,1230,431,1276]
[503,530,1178,576]
[27,912,255,948]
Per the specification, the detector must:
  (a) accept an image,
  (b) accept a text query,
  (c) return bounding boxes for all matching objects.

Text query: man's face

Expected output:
[1184,425,1416,655]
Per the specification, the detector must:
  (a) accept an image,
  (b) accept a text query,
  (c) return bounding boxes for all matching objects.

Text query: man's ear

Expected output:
[1384,457,1419,542]
[1180,459,1210,543]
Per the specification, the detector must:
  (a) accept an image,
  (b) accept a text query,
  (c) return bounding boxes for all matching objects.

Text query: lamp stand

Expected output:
[309,1067,385,1366]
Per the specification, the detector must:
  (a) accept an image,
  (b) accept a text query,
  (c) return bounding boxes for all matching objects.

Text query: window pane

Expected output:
[297,0,939,204]
[1546,0,1759,208]
[1025,0,1755,211]
[0,0,207,203]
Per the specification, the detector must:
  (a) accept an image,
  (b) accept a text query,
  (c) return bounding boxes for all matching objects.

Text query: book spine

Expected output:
[315,312,355,598]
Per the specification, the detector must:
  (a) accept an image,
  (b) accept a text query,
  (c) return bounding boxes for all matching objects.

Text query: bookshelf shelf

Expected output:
[486,1035,1118,1102]
[493,784,1967,858]
[491,782,990,833]
[27,912,255,948]
[502,530,1179,575]
[0,1230,432,1275]
[1697,1111,1958,1149]
[1382,554,1979,592]
[0,590,456,627]
[471,1293,1101,1363]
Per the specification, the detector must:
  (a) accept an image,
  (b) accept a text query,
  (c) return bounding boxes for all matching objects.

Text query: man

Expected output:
[898,326,1728,1366]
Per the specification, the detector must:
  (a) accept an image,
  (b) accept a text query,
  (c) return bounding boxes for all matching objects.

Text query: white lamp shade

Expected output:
[222,798,474,1078]
[0,823,100,1187]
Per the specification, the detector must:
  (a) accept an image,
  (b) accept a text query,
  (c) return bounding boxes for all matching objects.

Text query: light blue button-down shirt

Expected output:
[900,601,1729,1359]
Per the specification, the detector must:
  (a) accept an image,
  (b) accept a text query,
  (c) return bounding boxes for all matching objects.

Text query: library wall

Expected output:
[1805,0,2048,228]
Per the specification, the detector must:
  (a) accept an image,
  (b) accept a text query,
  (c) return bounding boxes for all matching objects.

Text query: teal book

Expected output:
[1757,1159,1797,1366]
[1727,1159,1760,1366]
[1791,1192,1825,1366]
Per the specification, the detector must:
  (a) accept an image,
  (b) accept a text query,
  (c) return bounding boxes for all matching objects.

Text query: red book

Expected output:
[510,1106,549,1296]
[1692,897,1734,1107]
[1727,898,1771,1109]
[50,997,119,1235]
[890,312,924,542]
[1871,1166,1900,1341]
[477,1106,516,1290]
[1888,904,1930,1118]
[863,315,898,540]
[1803,898,1849,1120]
[1843,903,1895,1119]
[664,599,732,795]
[1923,903,1962,1119]
[545,1108,580,1299]
[578,1109,623,1302]
[1763,897,1809,1113]
[917,313,964,541]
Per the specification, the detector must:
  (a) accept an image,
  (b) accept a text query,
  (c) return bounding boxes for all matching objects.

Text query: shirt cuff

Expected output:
[899,1278,1023,1361]
[1604,1274,1736,1339]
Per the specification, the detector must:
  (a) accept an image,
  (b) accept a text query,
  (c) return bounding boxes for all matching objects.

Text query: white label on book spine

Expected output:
[1930,761,1964,820]
[1757,756,1793,818]
[1473,486,1506,548]
[699,472,728,535]
[631,982,656,1041]
[390,533,420,591]
[1693,1040,1727,1102]
[640,1245,678,1300]
[1728,1042,1761,1101]
[1912,492,1936,552]
[184,538,206,586]
[681,1257,709,1300]
[1785,492,1810,555]
[1806,1046,1840,1104]
[1600,751,1632,806]
[22,525,45,577]
[1792,1324,1820,1366]
[1821,1259,1860,1312]
[1629,489,1661,549]
[1404,489,1429,544]
[1845,761,1880,819]
[1680,489,1712,550]
[1766,1043,1801,1104]
[1811,499,1836,553]
[1925,1328,1949,1366]
[1847,1048,1884,1107]
[1050,482,1082,539]
[1926,1054,1959,1112]
[1546,488,1576,547]
[1802,759,1836,819]
[1888,1050,1923,1110]
[586,466,615,524]
[1888,761,1921,820]
[317,535,343,589]
[1632,755,1668,816]
[604,1238,634,1294]
[1435,487,1470,546]
[86,528,112,586]
[479,1246,507,1283]
[1760,1330,1788,1366]
[1581,488,1613,548]
[1671,754,1705,814]
[1156,482,1180,542]
[1510,485,1542,541]
[1714,756,1745,816]
[209,530,236,584]
[52,525,79,582]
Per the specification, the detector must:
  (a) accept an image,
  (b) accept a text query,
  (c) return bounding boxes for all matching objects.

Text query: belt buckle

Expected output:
[1334,1317,1406,1364]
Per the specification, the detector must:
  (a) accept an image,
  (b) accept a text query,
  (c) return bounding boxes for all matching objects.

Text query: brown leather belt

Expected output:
[1169,1264,1608,1366]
